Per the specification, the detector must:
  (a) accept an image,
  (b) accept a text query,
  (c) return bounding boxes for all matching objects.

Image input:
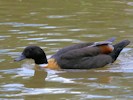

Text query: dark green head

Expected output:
[14,46,48,64]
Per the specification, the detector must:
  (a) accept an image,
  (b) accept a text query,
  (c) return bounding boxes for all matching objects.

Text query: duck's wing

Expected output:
[106,37,116,42]
[60,39,115,59]
[52,42,93,58]
[60,46,101,59]
[90,37,116,47]
[53,37,115,58]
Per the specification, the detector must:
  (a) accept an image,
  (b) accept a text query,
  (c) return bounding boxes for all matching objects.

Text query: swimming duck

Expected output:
[14,38,130,69]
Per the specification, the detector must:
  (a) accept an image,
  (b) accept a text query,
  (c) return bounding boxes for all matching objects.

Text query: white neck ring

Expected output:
[38,64,48,67]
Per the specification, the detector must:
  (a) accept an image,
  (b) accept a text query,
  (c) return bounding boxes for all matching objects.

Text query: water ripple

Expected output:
[127,2,133,6]
[1,83,24,92]
[0,35,11,40]
[40,38,82,43]
[0,22,47,27]
[78,94,113,99]
[47,15,74,19]
[0,88,81,97]
[24,38,44,41]
[40,26,60,29]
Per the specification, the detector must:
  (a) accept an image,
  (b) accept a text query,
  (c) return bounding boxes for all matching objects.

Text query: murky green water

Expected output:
[0,0,133,100]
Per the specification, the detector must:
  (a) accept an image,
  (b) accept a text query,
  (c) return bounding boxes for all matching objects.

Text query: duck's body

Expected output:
[15,38,130,69]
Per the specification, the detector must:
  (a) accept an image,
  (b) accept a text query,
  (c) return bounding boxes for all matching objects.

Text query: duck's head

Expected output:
[14,46,48,65]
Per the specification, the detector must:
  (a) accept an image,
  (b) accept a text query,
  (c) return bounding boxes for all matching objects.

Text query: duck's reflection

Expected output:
[22,64,125,89]
[23,66,48,88]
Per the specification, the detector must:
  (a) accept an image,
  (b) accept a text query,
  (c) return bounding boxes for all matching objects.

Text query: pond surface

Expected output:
[0,0,133,100]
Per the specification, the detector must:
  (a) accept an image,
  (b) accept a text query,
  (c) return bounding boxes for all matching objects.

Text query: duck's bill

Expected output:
[14,54,26,62]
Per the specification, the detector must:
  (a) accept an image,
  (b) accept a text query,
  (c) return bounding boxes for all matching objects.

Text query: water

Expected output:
[0,0,133,100]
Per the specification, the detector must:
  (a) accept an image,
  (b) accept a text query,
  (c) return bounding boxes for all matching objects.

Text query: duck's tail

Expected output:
[109,40,130,62]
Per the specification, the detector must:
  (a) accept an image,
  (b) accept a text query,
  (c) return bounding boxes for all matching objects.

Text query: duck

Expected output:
[14,37,130,69]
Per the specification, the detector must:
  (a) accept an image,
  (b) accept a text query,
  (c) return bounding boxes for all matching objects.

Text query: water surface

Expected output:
[0,0,133,100]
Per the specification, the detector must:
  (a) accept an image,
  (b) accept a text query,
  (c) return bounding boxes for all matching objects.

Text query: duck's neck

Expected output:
[37,58,60,69]
[34,57,48,65]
